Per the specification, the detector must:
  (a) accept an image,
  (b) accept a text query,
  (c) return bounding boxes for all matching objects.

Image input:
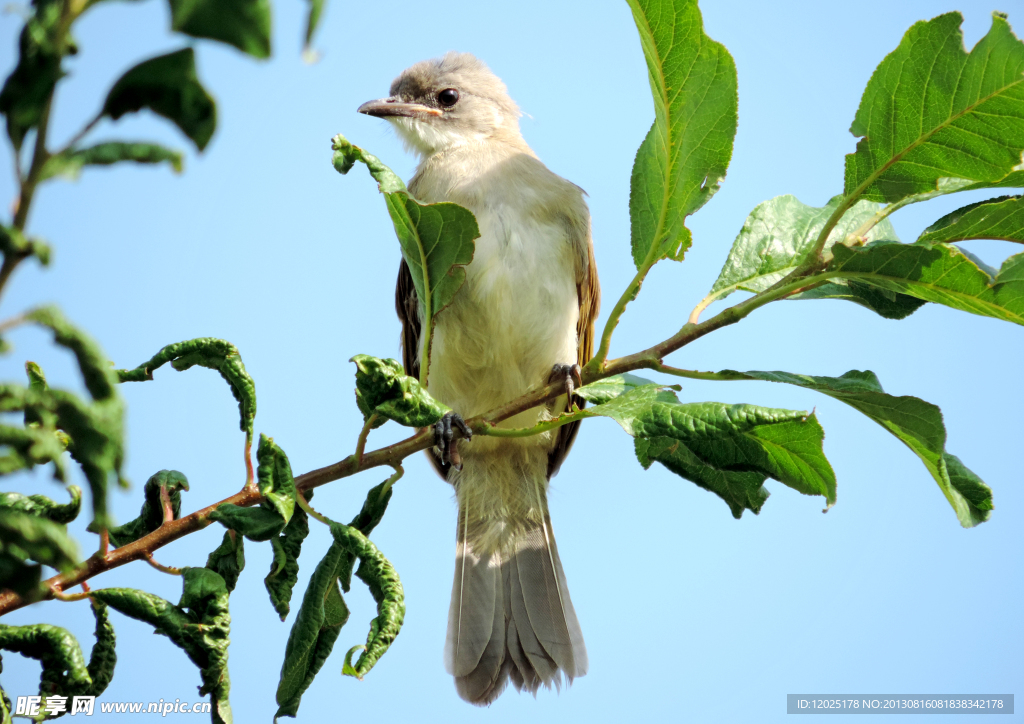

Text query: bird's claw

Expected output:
[549,363,583,409]
[434,412,471,470]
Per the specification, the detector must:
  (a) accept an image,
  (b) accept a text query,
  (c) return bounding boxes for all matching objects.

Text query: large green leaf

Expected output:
[845,12,1024,204]
[917,195,1024,244]
[103,49,217,152]
[826,241,1024,325]
[40,142,183,182]
[332,135,477,379]
[169,0,272,59]
[708,194,923,318]
[716,369,993,527]
[625,0,737,266]
[573,381,836,516]
[573,372,662,405]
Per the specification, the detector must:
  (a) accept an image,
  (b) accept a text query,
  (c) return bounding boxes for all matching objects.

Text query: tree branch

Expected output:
[0,267,835,616]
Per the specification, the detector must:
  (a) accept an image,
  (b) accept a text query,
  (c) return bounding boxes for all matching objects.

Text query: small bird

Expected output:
[358,52,599,705]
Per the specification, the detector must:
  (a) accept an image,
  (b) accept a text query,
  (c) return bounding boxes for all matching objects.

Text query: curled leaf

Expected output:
[351,355,448,429]
[117,338,255,441]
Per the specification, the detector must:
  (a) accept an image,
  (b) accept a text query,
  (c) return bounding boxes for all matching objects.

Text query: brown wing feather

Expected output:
[396,260,450,479]
[547,236,600,479]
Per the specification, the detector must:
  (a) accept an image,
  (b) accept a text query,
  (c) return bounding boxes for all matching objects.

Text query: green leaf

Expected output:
[89,470,188,547]
[350,355,449,428]
[0,0,65,150]
[332,134,478,380]
[102,48,217,152]
[337,481,393,593]
[625,0,737,266]
[826,241,1024,325]
[265,491,310,620]
[206,531,245,593]
[575,384,836,516]
[40,142,183,182]
[0,226,50,267]
[256,435,296,524]
[209,504,285,542]
[715,369,993,527]
[303,0,326,52]
[574,373,663,405]
[332,523,404,679]
[93,569,232,723]
[790,279,926,320]
[168,0,271,59]
[0,509,78,571]
[845,12,1024,204]
[28,306,118,402]
[0,380,123,529]
[0,624,91,699]
[85,599,117,697]
[274,482,393,719]
[117,337,256,442]
[275,538,351,721]
[0,486,81,525]
[0,601,113,703]
[918,195,1024,244]
[0,420,67,480]
[708,193,925,319]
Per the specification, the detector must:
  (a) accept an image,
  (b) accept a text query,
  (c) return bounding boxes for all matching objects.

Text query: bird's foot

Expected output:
[548,363,583,410]
[434,412,472,470]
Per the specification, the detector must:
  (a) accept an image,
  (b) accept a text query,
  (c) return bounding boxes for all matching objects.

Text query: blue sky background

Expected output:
[1,0,1021,722]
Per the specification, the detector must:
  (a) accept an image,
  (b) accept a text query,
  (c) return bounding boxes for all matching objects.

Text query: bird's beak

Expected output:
[357,97,442,119]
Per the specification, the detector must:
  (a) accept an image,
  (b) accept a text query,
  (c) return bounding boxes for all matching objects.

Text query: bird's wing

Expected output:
[547,209,600,479]
[395,259,450,480]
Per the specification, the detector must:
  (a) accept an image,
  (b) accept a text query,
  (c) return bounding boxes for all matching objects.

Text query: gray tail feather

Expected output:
[445,519,587,705]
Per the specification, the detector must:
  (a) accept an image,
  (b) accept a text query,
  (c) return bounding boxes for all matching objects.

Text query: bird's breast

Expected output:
[426,198,579,427]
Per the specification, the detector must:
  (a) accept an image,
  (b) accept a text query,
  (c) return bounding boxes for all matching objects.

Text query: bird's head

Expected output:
[358,52,521,157]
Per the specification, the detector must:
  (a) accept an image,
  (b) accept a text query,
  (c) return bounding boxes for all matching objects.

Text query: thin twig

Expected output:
[296,490,331,527]
[143,553,182,575]
[354,413,378,465]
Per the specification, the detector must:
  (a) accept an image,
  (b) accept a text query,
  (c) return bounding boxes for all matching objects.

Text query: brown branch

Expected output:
[0,270,829,616]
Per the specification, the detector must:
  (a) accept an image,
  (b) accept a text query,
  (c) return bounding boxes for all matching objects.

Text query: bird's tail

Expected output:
[444,446,587,705]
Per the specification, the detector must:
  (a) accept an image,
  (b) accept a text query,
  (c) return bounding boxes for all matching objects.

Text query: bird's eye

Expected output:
[438,88,459,107]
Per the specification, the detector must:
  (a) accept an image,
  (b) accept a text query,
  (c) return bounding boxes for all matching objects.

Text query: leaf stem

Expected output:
[143,552,181,575]
[354,413,379,465]
[651,363,731,381]
[296,490,331,527]
[588,262,651,372]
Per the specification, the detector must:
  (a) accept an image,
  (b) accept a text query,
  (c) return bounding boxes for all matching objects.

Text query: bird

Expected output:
[358,52,599,705]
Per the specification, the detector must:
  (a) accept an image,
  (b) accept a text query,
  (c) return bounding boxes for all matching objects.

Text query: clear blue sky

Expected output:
[1,1,1021,722]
